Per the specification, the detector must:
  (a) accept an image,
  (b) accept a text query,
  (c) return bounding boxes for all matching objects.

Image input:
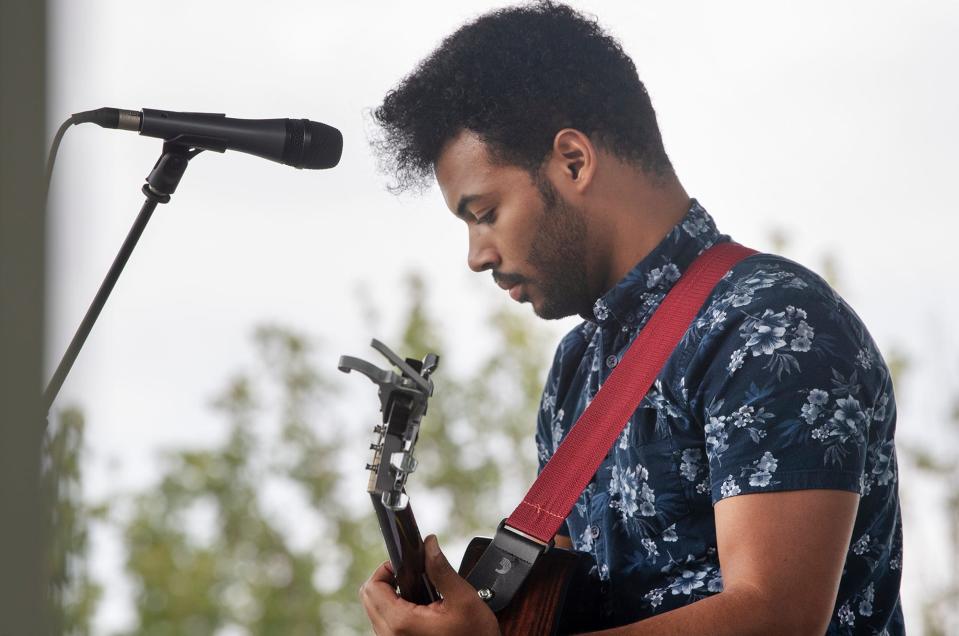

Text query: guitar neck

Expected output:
[340,341,440,606]
[371,493,438,605]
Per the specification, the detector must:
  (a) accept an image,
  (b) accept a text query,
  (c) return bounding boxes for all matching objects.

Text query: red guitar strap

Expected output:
[466,241,757,610]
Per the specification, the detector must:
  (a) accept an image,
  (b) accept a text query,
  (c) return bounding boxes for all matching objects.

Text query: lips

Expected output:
[494,273,526,302]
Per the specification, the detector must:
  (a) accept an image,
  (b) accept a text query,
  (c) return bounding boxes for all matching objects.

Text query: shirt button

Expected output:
[606,355,618,369]
[590,525,601,539]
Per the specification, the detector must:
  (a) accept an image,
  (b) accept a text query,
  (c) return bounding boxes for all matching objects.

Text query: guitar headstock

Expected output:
[338,339,439,511]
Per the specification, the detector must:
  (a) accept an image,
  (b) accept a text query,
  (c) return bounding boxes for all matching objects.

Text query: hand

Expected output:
[360,534,501,636]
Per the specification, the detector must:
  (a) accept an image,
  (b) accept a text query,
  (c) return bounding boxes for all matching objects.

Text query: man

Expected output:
[361,2,903,634]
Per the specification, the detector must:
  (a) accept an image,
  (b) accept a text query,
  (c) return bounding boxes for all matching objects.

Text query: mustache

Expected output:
[492,271,528,287]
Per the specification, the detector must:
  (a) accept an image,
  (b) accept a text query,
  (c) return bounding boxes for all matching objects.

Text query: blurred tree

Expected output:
[53,243,959,635]
[120,370,330,635]
[47,232,959,634]
[45,407,103,636]
[115,273,550,634]
[903,387,959,636]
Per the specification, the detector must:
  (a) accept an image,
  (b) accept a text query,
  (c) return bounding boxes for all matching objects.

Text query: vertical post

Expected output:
[0,0,50,632]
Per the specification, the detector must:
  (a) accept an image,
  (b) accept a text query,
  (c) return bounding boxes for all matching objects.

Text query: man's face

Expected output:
[435,131,592,320]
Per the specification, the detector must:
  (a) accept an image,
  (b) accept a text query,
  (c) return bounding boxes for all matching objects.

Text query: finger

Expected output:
[366,582,422,636]
[360,581,390,636]
[362,564,399,608]
[361,562,397,627]
[423,534,476,602]
[363,567,417,621]
[369,560,395,584]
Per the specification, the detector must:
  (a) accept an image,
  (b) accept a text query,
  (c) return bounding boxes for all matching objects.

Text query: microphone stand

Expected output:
[43,141,204,423]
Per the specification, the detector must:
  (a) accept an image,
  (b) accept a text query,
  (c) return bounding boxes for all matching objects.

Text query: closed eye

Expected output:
[476,208,497,225]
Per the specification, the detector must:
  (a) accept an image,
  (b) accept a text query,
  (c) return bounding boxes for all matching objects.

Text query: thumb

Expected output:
[424,535,473,600]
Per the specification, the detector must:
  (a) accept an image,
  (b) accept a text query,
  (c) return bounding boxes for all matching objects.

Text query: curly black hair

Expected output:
[372,1,673,193]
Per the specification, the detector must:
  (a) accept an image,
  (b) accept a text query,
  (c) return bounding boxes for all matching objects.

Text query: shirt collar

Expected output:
[589,199,727,328]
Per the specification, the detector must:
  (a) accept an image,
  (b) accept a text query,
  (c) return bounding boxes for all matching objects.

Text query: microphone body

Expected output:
[76,107,342,169]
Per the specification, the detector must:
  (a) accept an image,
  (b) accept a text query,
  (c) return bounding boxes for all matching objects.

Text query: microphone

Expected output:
[72,107,342,169]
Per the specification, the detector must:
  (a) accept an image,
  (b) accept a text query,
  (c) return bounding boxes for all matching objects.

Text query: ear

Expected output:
[549,128,596,193]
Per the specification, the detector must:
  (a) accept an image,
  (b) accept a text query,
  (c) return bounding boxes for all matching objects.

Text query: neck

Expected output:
[588,168,690,295]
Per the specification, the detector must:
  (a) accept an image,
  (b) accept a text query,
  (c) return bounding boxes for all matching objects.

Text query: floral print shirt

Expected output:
[535,200,904,634]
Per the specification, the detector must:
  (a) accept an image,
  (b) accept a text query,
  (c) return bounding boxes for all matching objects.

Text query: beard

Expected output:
[524,177,592,320]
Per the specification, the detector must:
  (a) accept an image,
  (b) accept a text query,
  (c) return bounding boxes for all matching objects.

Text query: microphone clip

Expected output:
[143,141,205,203]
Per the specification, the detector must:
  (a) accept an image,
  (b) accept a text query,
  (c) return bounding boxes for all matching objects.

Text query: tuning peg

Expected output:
[365,462,379,471]
[389,452,418,474]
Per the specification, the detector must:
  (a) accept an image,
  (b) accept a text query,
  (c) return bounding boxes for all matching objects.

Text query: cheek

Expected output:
[508,206,546,255]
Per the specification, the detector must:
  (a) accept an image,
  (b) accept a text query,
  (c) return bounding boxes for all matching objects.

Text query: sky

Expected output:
[47,1,959,633]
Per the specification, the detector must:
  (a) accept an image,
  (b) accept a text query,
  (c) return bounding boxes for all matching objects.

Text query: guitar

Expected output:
[339,340,599,636]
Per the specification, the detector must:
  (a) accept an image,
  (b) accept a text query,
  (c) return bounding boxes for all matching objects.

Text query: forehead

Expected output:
[434,130,531,213]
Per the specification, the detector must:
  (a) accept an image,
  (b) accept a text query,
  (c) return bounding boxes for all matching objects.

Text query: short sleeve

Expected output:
[688,261,894,506]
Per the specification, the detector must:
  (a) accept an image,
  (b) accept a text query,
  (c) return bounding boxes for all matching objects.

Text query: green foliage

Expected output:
[48,235,959,634]
[114,274,550,634]
[889,345,959,633]
[120,369,331,635]
[46,407,103,636]
[909,388,959,634]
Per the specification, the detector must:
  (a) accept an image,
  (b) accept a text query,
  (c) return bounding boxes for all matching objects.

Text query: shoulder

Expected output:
[687,251,887,390]
[701,252,865,345]
[717,253,843,312]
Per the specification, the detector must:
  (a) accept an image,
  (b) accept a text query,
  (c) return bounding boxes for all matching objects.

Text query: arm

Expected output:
[582,259,888,634]
[578,488,858,636]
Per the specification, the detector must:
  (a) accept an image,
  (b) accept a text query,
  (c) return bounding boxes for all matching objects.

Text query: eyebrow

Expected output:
[454,194,481,221]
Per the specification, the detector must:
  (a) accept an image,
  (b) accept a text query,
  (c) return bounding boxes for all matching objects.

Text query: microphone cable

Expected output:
[45,115,75,200]
[45,110,125,200]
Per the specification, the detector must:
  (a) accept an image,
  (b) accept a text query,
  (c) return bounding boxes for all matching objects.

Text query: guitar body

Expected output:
[459,538,599,636]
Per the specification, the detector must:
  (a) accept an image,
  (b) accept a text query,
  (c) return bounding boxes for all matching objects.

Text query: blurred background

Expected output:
[35,0,959,633]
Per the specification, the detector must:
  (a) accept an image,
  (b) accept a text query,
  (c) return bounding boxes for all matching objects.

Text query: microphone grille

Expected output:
[302,120,343,169]
[284,119,306,167]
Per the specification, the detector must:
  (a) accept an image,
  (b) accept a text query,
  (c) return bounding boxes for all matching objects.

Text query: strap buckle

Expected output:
[464,520,552,612]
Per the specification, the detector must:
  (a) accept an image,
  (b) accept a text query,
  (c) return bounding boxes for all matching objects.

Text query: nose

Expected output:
[467,228,500,273]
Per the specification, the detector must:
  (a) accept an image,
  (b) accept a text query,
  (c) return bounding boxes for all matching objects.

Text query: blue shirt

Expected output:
[535,200,904,634]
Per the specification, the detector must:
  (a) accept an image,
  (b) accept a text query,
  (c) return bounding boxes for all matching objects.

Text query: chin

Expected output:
[531,300,577,321]
[526,285,586,320]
